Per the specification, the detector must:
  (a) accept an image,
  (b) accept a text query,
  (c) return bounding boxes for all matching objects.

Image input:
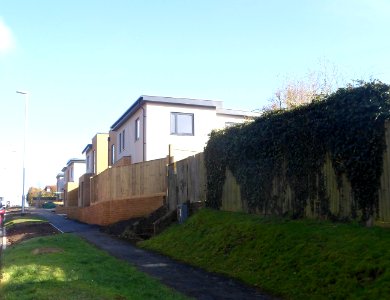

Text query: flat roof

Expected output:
[216,108,260,117]
[111,95,223,131]
[82,144,92,154]
[66,158,86,167]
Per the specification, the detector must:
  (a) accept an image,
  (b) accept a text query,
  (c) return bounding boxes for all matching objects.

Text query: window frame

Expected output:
[122,129,125,150]
[111,144,116,165]
[119,132,122,153]
[170,112,194,136]
[135,118,141,141]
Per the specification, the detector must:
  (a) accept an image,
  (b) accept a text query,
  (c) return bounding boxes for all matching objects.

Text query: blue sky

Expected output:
[1,0,390,203]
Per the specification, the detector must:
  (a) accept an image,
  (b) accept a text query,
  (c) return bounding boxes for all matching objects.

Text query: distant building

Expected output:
[56,173,65,200]
[79,133,109,207]
[62,158,86,207]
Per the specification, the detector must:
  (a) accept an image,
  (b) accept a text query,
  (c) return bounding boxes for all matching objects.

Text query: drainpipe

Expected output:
[138,99,146,162]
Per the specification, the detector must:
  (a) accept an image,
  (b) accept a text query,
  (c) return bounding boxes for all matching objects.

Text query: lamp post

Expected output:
[16,90,28,215]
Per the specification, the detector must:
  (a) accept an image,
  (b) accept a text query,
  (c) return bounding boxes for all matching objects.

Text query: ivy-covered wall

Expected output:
[204,81,390,223]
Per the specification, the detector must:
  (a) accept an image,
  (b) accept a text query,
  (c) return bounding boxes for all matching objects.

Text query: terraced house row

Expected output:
[56,95,258,225]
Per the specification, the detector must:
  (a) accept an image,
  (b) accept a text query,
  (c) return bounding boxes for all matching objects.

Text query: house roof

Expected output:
[110,95,223,131]
[66,158,86,167]
[82,144,92,154]
[44,185,57,192]
[216,108,260,117]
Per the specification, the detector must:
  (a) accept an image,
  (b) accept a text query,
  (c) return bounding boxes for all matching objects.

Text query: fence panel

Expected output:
[167,153,206,210]
[90,157,168,204]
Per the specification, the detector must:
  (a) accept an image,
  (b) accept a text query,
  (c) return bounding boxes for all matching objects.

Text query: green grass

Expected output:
[139,209,390,299]
[4,215,48,228]
[0,234,188,300]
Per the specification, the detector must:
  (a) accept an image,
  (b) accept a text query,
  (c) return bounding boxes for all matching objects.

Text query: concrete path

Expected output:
[32,209,274,300]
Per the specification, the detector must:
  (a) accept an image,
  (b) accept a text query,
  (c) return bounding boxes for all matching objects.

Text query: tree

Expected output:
[265,59,346,110]
[27,187,41,205]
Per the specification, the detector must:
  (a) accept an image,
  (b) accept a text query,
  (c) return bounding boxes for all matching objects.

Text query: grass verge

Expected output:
[4,215,47,228]
[139,208,390,299]
[0,234,188,300]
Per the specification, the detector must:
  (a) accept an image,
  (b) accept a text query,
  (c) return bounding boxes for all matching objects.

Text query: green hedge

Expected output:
[204,81,390,222]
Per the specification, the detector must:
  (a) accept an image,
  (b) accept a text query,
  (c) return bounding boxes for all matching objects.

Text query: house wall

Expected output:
[67,162,86,183]
[215,113,250,128]
[56,176,65,200]
[114,108,144,163]
[112,101,255,165]
[93,133,109,174]
[145,102,217,163]
[85,150,94,174]
[108,130,116,167]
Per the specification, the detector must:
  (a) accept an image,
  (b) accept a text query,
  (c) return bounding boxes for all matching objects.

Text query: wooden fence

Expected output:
[59,157,169,225]
[90,157,168,204]
[167,152,206,210]
[61,125,390,224]
[167,124,390,223]
[64,182,78,207]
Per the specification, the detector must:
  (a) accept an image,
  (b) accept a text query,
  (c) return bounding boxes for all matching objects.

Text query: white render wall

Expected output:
[85,150,94,174]
[215,113,248,128]
[72,162,86,183]
[114,109,144,163]
[145,102,218,162]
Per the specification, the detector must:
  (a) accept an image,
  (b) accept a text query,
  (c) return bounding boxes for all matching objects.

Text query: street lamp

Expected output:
[16,90,28,214]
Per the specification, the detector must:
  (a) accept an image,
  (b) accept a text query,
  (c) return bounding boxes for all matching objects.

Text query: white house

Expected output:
[81,133,109,175]
[56,173,65,200]
[109,95,258,165]
[62,158,86,183]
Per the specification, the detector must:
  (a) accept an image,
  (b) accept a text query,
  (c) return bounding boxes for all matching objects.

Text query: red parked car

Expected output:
[0,205,5,226]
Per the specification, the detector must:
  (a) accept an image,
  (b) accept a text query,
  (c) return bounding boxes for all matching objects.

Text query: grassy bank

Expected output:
[139,209,390,299]
[1,234,188,300]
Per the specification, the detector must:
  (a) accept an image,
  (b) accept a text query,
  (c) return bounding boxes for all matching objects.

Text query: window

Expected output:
[119,130,125,152]
[92,150,96,174]
[86,155,90,170]
[135,118,141,141]
[170,112,194,135]
[111,144,116,165]
[225,122,237,128]
[122,129,125,150]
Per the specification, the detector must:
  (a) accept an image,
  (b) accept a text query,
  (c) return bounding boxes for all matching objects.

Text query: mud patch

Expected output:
[32,247,64,255]
[6,222,60,246]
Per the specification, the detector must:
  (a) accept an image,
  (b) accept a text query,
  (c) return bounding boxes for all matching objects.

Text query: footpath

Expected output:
[32,209,274,300]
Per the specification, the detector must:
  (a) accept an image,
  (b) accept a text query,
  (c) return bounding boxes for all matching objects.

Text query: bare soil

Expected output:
[6,222,59,246]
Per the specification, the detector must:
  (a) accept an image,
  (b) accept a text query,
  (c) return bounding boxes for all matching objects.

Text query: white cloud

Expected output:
[0,18,15,54]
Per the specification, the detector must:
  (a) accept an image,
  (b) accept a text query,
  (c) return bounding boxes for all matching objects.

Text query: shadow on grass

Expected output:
[1,234,188,300]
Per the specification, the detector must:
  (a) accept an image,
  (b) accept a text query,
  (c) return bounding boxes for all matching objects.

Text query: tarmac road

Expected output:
[31,208,276,300]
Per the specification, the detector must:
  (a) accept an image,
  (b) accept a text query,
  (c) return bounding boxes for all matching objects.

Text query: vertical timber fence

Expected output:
[167,123,390,224]
[63,157,168,225]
